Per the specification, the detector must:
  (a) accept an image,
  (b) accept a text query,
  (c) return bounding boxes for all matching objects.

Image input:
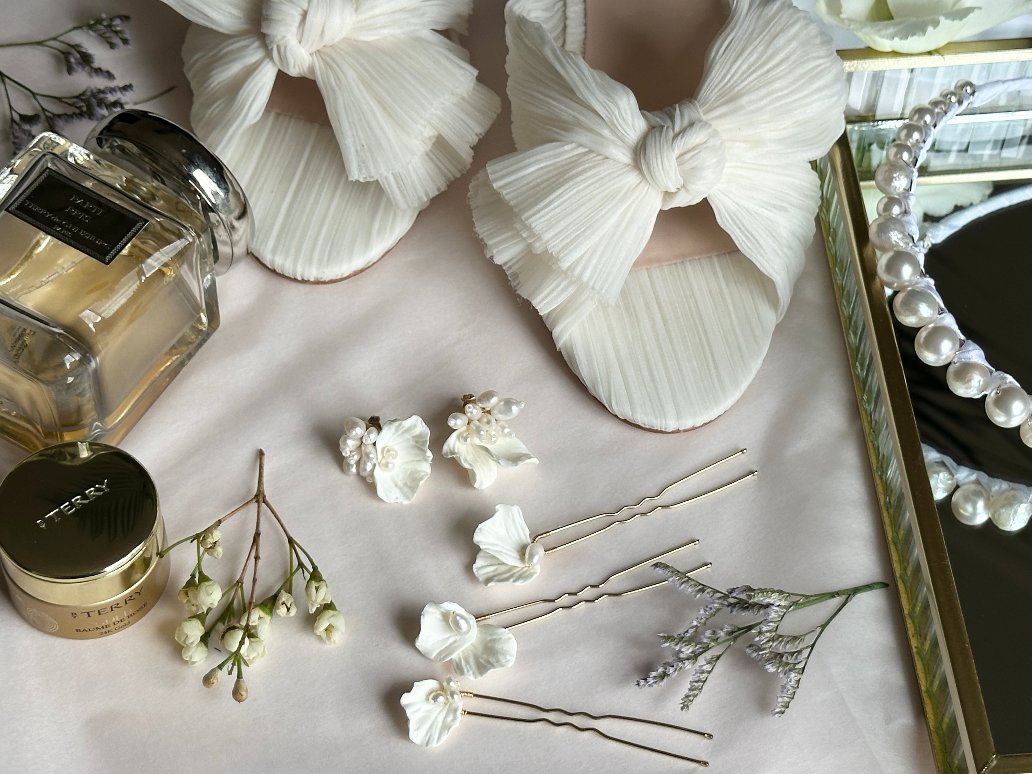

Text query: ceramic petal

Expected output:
[401,678,463,747]
[415,602,478,662]
[472,504,544,586]
[485,435,538,468]
[373,415,433,504]
[443,430,499,489]
[450,624,518,679]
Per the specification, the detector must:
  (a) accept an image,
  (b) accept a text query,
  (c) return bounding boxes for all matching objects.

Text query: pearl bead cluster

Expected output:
[872,79,1032,443]
[341,416,395,481]
[927,453,1032,533]
[447,391,524,445]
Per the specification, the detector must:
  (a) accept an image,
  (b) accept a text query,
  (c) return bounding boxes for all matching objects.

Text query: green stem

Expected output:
[787,581,888,612]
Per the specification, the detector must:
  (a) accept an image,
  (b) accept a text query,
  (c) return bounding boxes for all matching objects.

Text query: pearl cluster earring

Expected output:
[337,390,537,502]
[443,391,537,489]
[339,415,433,504]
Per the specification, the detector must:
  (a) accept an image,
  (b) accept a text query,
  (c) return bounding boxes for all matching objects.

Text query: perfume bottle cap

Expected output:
[86,110,251,274]
[0,441,165,609]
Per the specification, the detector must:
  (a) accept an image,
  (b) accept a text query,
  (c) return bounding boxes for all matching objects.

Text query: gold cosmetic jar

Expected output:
[0,441,168,638]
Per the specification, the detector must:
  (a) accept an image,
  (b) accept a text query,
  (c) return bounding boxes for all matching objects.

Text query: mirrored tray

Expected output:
[818,40,1032,774]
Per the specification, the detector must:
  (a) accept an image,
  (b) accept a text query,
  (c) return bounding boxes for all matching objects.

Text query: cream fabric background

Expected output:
[0,2,939,772]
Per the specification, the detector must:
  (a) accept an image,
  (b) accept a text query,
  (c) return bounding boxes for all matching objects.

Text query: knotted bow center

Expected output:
[636,101,726,209]
[262,0,356,78]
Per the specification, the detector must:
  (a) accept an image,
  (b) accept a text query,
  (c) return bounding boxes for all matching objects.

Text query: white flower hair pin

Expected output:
[415,543,709,678]
[444,391,536,488]
[162,451,344,702]
[401,677,711,766]
[339,415,432,503]
[472,449,755,586]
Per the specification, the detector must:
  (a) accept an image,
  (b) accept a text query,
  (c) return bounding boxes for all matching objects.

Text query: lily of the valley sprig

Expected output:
[638,563,888,716]
[162,450,344,702]
[415,543,709,678]
[471,450,755,586]
[401,677,712,767]
[443,391,536,489]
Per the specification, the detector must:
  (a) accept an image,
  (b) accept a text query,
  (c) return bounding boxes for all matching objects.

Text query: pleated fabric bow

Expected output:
[162,0,499,211]
[470,0,848,344]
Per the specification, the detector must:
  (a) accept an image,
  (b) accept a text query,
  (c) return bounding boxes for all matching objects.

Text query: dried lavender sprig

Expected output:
[0,15,133,151]
[638,564,886,715]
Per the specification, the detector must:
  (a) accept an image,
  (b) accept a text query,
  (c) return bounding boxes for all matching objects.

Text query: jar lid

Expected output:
[85,110,251,274]
[0,442,161,605]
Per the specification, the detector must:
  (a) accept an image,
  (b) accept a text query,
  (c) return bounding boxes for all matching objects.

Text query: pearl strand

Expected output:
[871,79,1032,444]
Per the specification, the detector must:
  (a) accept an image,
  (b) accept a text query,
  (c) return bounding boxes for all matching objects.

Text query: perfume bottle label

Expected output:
[7,169,145,265]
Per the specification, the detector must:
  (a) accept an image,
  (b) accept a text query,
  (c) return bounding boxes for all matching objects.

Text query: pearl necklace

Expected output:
[924,444,1032,533]
[871,78,1032,445]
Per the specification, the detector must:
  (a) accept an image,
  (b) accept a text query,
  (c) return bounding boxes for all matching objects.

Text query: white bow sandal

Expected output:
[470,0,846,431]
[161,0,499,282]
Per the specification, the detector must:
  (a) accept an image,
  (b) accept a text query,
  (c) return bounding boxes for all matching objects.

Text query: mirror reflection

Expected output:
[854,119,1032,755]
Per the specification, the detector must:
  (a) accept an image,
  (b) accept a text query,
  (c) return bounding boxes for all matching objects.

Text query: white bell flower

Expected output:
[313,605,346,645]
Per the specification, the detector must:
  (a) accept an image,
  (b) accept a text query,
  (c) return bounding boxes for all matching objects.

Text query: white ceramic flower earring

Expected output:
[443,391,536,488]
[339,415,432,504]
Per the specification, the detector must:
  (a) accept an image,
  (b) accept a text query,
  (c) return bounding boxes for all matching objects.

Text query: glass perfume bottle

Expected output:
[0,111,249,450]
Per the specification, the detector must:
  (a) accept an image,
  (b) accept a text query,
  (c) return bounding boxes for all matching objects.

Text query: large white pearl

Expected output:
[1021,419,1032,448]
[447,412,468,430]
[358,457,376,478]
[985,383,1032,428]
[908,105,936,126]
[885,142,917,166]
[362,426,379,445]
[877,250,922,290]
[476,390,500,409]
[893,287,938,327]
[343,416,366,440]
[951,483,990,526]
[927,97,948,122]
[868,215,917,251]
[464,402,483,420]
[945,360,992,399]
[990,490,1032,532]
[875,161,916,196]
[914,324,960,366]
[939,89,960,109]
[876,195,910,218]
[926,461,956,501]
[895,121,926,146]
[493,398,524,421]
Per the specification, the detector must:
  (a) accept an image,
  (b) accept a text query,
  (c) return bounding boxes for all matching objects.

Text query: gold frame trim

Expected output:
[838,39,1032,72]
